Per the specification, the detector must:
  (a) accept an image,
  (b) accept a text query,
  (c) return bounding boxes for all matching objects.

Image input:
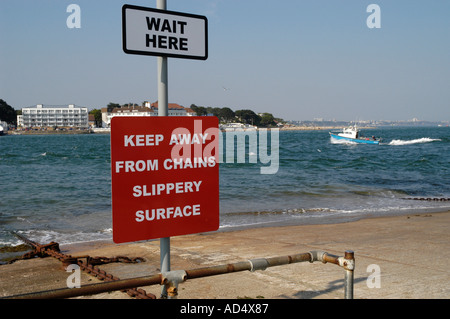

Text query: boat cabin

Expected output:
[338,126,359,139]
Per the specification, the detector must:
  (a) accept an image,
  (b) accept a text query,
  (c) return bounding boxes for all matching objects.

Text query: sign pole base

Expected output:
[160,237,170,298]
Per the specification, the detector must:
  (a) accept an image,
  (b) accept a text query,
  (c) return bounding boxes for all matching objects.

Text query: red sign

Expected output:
[111,116,219,243]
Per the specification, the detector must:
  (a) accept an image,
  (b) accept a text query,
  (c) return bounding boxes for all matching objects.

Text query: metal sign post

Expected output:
[157,0,170,299]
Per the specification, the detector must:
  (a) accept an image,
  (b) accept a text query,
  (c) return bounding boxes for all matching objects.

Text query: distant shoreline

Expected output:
[280,126,344,131]
[6,126,381,135]
[281,126,377,131]
[7,129,93,135]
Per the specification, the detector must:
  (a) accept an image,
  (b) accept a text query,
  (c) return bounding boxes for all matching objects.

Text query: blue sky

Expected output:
[1,0,449,122]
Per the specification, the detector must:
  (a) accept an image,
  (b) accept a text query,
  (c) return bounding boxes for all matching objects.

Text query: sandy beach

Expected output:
[1,210,449,299]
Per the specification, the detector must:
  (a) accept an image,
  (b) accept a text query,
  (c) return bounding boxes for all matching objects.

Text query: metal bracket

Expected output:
[338,257,354,270]
[161,270,187,299]
[248,258,269,272]
[338,251,355,271]
[309,250,327,263]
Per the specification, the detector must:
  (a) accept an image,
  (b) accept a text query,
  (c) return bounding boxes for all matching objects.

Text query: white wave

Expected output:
[388,137,441,146]
[330,137,357,145]
[0,239,23,246]
[219,220,277,229]
[12,229,112,246]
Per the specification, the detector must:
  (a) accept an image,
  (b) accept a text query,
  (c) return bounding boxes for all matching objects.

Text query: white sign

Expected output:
[122,4,208,60]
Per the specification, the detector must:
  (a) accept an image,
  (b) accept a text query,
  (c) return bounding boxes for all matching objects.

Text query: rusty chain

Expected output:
[10,232,156,299]
[404,197,450,201]
[71,255,146,266]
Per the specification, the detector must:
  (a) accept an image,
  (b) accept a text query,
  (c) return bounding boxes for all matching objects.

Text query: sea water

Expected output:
[1,127,449,253]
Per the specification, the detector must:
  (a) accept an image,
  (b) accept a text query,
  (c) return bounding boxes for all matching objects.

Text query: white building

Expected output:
[102,105,155,128]
[101,101,189,128]
[19,104,89,128]
[148,101,187,116]
[0,121,8,135]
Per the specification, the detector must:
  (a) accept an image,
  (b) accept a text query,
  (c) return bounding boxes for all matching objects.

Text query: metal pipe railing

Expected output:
[3,250,354,299]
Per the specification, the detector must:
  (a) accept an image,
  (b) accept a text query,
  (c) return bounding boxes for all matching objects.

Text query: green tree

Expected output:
[235,109,260,126]
[218,107,235,122]
[107,102,120,112]
[259,112,276,127]
[206,107,221,117]
[0,99,17,125]
[89,109,102,127]
[190,104,208,116]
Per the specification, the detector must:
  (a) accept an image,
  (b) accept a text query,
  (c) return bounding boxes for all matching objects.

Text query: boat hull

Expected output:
[330,133,379,145]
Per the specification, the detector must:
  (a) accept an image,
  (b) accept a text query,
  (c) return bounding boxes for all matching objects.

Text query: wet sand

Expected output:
[1,211,449,299]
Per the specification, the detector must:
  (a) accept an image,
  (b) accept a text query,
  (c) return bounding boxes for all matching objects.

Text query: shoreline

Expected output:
[61,208,442,247]
[1,210,449,299]
[6,124,447,136]
[6,126,374,136]
[62,207,449,252]
[2,204,448,251]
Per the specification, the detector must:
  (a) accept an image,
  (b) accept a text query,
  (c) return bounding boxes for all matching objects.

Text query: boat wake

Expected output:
[388,138,441,146]
[330,137,357,145]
